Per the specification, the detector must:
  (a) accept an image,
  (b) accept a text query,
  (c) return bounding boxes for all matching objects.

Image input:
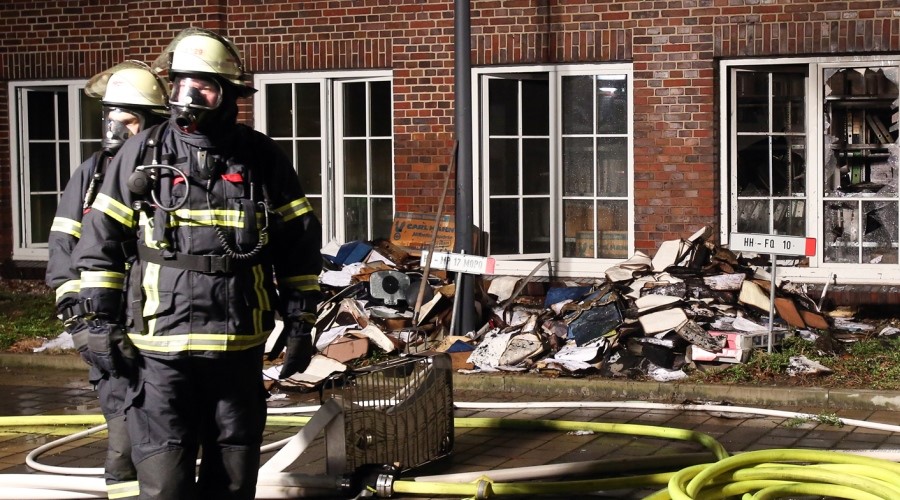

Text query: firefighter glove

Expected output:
[268,313,316,379]
[86,320,139,378]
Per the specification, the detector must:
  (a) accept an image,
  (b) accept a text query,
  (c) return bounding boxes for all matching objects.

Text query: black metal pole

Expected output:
[454,0,475,334]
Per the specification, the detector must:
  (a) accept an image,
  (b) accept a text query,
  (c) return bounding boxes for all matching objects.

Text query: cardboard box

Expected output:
[322,336,369,363]
[600,230,628,258]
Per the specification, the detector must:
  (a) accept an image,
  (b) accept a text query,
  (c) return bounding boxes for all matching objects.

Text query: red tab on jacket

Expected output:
[222,173,243,183]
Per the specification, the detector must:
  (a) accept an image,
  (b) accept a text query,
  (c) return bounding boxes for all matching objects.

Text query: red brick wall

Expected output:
[0,0,899,270]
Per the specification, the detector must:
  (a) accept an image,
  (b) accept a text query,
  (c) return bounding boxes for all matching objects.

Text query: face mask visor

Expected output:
[102,107,144,151]
[170,76,223,111]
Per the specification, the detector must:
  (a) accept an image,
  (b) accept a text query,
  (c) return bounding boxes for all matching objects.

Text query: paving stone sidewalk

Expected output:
[1,364,899,499]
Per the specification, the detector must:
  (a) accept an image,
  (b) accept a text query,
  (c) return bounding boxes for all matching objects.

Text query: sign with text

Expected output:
[390,212,455,251]
[729,232,816,257]
[421,250,495,275]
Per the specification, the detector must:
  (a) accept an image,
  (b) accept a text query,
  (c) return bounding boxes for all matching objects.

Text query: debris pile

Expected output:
[258,228,888,388]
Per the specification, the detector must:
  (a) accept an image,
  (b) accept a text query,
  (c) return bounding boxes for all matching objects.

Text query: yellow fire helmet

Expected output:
[153,27,256,97]
[84,61,169,115]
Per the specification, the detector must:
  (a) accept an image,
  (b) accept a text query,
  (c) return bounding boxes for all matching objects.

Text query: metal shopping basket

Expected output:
[321,353,454,474]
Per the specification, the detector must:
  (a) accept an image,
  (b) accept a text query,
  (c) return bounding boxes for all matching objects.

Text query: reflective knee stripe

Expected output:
[50,216,81,238]
[92,193,135,228]
[282,274,321,293]
[81,271,126,291]
[142,263,161,336]
[127,330,269,353]
[107,480,139,499]
[55,279,80,301]
[275,197,313,222]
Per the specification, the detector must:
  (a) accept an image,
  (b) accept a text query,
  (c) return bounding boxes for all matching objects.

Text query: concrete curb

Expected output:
[3,352,899,411]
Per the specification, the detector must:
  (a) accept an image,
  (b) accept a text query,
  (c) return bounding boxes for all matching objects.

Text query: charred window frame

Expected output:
[723,58,900,278]
[8,81,98,260]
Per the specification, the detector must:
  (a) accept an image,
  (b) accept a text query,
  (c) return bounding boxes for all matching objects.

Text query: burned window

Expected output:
[823,67,899,264]
[733,68,808,237]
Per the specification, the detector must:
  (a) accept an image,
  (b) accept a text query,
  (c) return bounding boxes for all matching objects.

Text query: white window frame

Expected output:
[473,64,635,278]
[8,80,87,261]
[720,55,900,284]
[253,70,393,245]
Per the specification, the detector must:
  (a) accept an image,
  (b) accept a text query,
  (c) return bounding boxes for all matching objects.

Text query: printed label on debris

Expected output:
[391,212,455,251]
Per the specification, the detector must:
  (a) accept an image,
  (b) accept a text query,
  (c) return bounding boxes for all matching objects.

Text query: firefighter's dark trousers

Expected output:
[126,347,267,500]
[92,364,139,498]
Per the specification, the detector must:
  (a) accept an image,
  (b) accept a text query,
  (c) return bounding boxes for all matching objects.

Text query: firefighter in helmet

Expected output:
[46,60,169,500]
[74,28,323,499]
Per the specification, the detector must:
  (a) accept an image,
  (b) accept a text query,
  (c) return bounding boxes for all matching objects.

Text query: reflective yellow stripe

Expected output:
[275,197,313,222]
[92,193,135,228]
[170,208,249,228]
[80,271,125,290]
[55,280,81,301]
[137,212,167,250]
[142,263,161,336]
[50,216,81,238]
[128,330,269,353]
[282,274,321,292]
[107,480,139,499]
[252,264,268,335]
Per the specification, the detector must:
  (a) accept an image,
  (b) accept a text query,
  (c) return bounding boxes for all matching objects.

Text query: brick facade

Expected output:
[0,0,898,278]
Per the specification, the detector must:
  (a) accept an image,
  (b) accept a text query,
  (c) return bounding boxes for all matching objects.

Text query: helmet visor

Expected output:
[170,76,223,111]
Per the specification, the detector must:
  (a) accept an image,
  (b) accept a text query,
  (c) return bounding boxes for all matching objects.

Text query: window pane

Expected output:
[489,198,519,254]
[521,79,548,136]
[737,199,770,234]
[563,200,594,258]
[343,82,366,137]
[296,83,321,138]
[30,194,56,244]
[58,92,69,137]
[597,137,628,196]
[297,140,322,196]
[736,72,769,133]
[772,137,805,197]
[29,143,58,191]
[488,138,518,195]
[862,201,897,264]
[266,84,292,137]
[81,141,101,163]
[522,139,548,195]
[370,81,391,137]
[599,201,628,232]
[344,197,368,242]
[596,77,627,134]
[80,94,102,140]
[371,139,392,195]
[824,201,858,263]
[488,79,518,135]
[773,199,805,236]
[371,196,394,240]
[772,73,805,133]
[562,75,593,134]
[562,137,592,196]
[343,139,367,194]
[27,91,56,140]
[522,198,550,253]
[736,135,770,196]
[59,145,70,188]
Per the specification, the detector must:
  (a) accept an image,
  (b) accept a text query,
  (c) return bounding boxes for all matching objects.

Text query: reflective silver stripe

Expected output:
[170,208,248,228]
[142,263,161,335]
[107,480,140,499]
[138,212,167,250]
[275,197,313,222]
[128,330,269,353]
[55,280,81,301]
[282,274,320,292]
[80,271,126,290]
[92,193,135,228]
[50,216,81,238]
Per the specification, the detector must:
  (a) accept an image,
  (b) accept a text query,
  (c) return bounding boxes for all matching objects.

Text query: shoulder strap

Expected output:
[138,121,171,166]
[82,150,111,210]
